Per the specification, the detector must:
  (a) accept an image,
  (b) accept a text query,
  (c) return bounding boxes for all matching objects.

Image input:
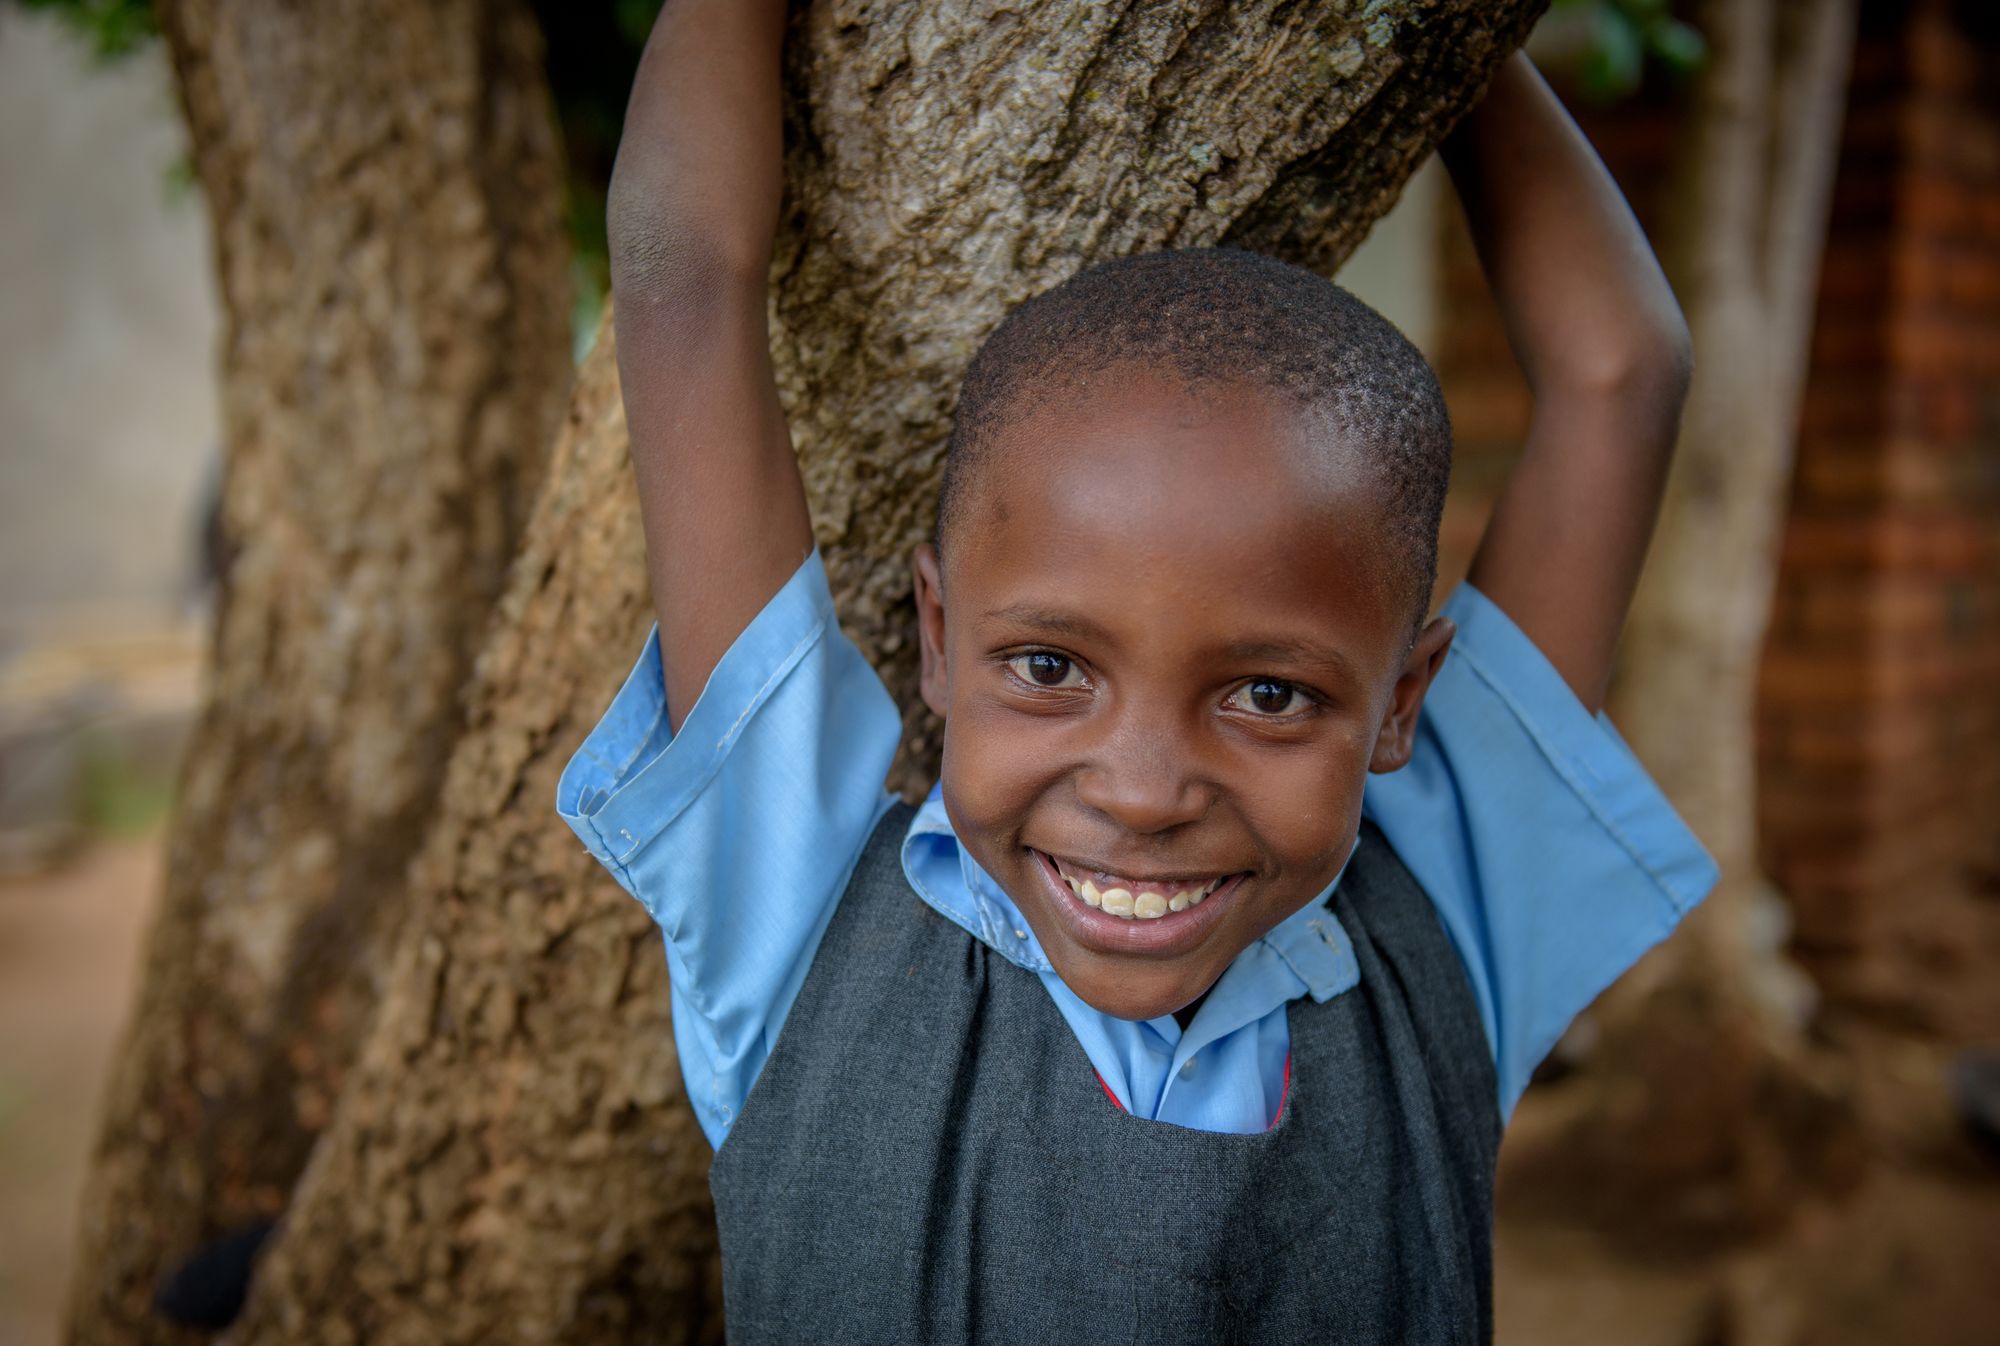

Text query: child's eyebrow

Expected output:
[980,606,1355,680]
[1220,636,1357,681]
[980,605,1117,646]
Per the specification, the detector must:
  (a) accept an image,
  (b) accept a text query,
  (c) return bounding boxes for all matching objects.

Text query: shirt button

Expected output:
[1014,928,1029,941]
[1180,1059,1197,1080]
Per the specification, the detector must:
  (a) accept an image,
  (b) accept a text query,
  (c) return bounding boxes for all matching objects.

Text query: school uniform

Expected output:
[558,551,1714,1341]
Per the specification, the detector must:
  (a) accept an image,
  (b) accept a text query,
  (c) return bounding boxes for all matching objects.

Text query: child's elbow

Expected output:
[1558,313,1693,420]
[1612,322,1692,456]
[1626,320,1694,432]
[1651,314,1695,408]
[607,170,764,315]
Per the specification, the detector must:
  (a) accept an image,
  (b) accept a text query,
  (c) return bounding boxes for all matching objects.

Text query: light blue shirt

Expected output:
[558,551,1716,1146]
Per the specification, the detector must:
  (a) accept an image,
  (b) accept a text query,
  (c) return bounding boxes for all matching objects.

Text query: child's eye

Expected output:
[1007,651,1085,689]
[1225,678,1308,717]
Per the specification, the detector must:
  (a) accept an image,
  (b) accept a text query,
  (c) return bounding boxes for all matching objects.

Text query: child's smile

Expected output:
[1034,849,1248,957]
[914,367,1454,1023]
[1043,852,1235,919]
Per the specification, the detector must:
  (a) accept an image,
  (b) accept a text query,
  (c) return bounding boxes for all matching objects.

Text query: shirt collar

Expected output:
[898,785,1360,1009]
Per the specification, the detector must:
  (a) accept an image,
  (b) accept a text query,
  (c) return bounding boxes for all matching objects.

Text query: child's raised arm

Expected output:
[610,0,811,730]
[1441,53,1694,712]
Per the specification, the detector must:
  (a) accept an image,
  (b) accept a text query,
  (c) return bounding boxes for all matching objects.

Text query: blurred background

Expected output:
[1,0,1995,1342]
[1,6,212,1336]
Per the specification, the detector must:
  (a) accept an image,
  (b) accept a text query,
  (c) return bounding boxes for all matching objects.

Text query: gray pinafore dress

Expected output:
[708,804,1499,1344]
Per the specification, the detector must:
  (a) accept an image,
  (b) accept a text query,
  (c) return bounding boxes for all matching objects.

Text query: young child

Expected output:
[559,2,1715,1341]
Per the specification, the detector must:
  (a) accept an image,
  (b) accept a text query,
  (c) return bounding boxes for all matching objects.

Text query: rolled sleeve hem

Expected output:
[1439,584,1720,918]
[555,550,838,877]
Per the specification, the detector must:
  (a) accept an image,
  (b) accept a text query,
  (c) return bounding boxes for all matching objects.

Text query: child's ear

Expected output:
[1369,616,1455,774]
[913,543,949,718]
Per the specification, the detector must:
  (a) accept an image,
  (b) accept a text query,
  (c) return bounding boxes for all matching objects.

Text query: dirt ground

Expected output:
[1494,1027,2000,1346]
[0,835,157,1346]
[1,832,1996,1346]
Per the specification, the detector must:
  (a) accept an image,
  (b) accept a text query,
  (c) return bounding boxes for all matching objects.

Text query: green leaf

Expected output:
[18,0,156,62]
[1647,18,1709,75]
[1581,5,1646,101]
[613,0,665,50]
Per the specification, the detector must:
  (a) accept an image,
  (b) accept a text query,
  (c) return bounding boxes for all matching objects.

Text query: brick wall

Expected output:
[1757,0,2000,1030]
[1433,1,2000,1033]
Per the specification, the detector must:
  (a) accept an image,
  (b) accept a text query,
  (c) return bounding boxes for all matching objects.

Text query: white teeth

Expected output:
[1057,862,1234,920]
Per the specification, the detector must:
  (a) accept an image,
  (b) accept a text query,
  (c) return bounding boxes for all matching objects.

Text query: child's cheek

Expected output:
[1236,735,1370,876]
[938,698,1057,843]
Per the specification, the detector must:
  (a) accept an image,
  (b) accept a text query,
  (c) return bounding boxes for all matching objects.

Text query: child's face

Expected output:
[914,369,1454,1022]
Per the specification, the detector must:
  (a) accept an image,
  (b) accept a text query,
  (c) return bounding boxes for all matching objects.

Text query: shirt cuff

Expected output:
[1441,583,1718,919]
[555,549,840,876]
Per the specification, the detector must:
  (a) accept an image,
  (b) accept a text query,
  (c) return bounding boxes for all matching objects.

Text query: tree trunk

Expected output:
[64,3,573,1342]
[1537,0,1863,1239]
[778,0,1551,787]
[211,3,1546,1341]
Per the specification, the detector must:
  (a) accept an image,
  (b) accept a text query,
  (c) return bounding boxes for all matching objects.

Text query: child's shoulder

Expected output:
[1361,582,1716,1116]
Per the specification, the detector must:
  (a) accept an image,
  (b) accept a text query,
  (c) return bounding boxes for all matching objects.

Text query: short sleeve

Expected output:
[1362,583,1718,1119]
[557,550,901,1145]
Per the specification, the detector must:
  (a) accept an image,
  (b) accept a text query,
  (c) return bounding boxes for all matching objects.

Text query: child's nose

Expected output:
[1072,726,1208,835]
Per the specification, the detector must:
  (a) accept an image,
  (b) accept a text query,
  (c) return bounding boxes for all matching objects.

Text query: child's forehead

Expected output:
[947,372,1407,629]
[971,371,1368,537]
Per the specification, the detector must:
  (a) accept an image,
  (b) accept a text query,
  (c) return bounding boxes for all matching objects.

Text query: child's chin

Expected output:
[1058,964,1212,1024]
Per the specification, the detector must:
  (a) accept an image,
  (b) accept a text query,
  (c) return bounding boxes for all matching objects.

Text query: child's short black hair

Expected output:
[939,248,1453,629]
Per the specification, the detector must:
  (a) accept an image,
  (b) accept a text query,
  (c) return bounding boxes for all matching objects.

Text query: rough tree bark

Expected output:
[65,2,573,1342]
[1537,0,1863,1239]
[206,3,1547,1342]
[749,0,1554,785]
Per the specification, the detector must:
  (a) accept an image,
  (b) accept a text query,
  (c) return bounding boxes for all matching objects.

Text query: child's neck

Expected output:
[1172,989,1210,1032]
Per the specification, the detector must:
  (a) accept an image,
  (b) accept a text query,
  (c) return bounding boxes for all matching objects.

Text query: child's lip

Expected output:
[1046,852,1229,893]
[1029,848,1246,962]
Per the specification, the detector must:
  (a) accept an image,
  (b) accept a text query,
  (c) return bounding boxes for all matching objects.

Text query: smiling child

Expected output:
[557,2,1717,1342]
[914,256,1455,1028]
